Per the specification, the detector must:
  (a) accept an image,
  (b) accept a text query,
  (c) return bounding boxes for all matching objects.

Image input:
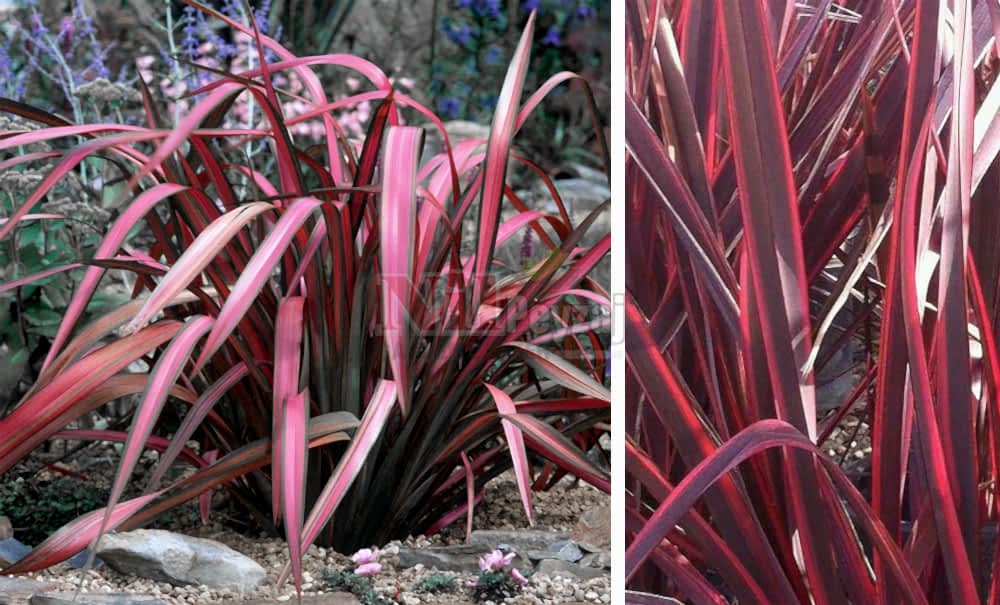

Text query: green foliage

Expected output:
[412,572,458,594]
[0,472,108,545]
[322,567,395,605]
[0,149,122,392]
[470,568,529,603]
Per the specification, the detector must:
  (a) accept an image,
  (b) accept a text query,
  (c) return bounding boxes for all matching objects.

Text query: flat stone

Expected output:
[547,540,583,563]
[31,593,166,605]
[579,551,611,569]
[0,539,30,568]
[0,577,59,605]
[469,530,571,554]
[571,505,610,550]
[95,529,265,593]
[534,558,607,580]
[397,544,495,573]
[242,595,359,605]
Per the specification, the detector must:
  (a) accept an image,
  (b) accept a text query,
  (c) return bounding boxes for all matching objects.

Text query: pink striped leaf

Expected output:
[273,297,306,522]
[193,197,325,373]
[501,412,609,492]
[501,342,610,401]
[278,390,309,595]
[299,380,398,549]
[485,384,534,526]
[122,202,273,334]
[148,362,249,488]
[469,11,536,314]
[0,321,183,472]
[97,315,215,542]
[380,126,423,415]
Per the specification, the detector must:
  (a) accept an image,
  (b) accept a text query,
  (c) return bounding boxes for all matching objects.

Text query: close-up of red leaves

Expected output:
[0,0,610,591]
[627,0,1000,603]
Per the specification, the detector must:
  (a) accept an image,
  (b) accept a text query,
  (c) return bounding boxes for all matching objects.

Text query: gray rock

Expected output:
[31,594,166,605]
[579,552,611,569]
[469,530,571,554]
[95,530,265,593]
[547,540,583,563]
[566,163,609,185]
[534,558,607,580]
[552,178,611,208]
[0,539,30,568]
[571,505,610,550]
[0,577,58,605]
[397,544,526,573]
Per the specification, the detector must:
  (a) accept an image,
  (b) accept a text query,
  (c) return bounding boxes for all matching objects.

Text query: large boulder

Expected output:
[94,530,265,593]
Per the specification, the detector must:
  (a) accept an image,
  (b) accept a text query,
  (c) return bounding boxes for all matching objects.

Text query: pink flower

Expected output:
[510,568,528,585]
[354,562,382,576]
[351,547,380,565]
[478,549,515,572]
[354,563,382,576]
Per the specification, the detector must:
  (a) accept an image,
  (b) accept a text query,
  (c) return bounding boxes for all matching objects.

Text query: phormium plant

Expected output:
[0,0,610,592]
[627,0,1000,603]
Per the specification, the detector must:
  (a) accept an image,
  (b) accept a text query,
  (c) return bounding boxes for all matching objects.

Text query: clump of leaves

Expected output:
[0,0,608,595]
[324,550,393,605]
[322,568,395,605]
[413,572,458,594]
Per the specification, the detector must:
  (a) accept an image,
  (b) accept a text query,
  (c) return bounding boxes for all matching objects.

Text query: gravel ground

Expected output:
[9,475,609,605]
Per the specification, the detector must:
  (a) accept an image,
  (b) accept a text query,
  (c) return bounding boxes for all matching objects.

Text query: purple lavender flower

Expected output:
[484,0,502,18]
[58,17,74,42]
[447,24,474,46]
[520,228,534,264]
[29,12,47,37]
[438,97,461,118]
[485,45,502,65]
[576,3,596,19]
[220,0,241,18]
[542,25,562,46]
[181,6,202,59]
[253,0,272,34]
[522,0,541,11]
[458,0,473,7]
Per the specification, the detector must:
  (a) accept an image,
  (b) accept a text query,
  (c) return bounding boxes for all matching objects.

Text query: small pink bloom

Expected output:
[351,547,380,565]
[478,549,515,571]
[510,568,528,585]
[354,562,382,576]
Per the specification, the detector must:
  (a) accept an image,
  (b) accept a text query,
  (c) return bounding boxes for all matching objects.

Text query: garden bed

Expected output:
[3,475,609,605]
